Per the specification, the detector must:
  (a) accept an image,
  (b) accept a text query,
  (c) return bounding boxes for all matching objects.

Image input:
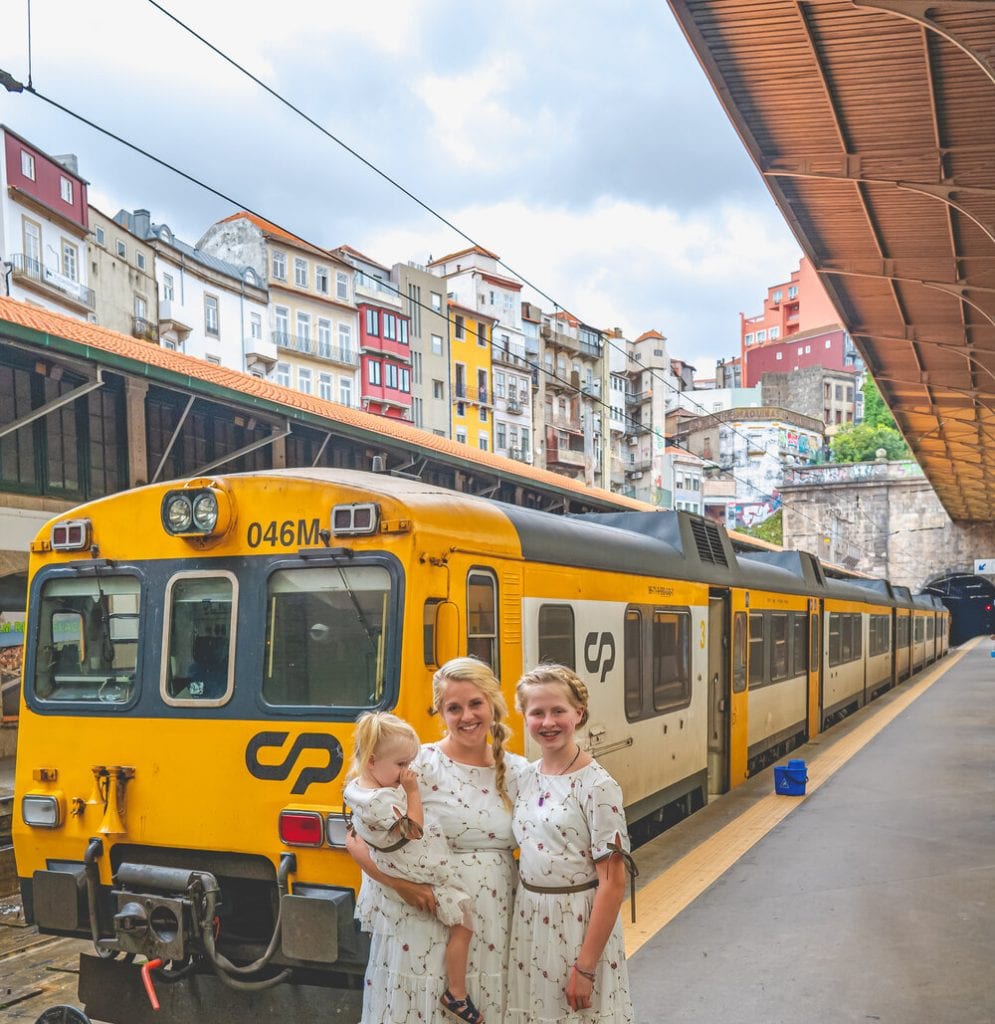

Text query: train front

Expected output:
[12,471,417,1015]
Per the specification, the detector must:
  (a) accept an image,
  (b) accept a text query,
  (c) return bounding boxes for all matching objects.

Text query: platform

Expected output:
[626,637,995,1024]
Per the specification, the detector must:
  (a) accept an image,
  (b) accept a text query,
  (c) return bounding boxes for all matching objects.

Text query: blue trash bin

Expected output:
[774,758,808,795]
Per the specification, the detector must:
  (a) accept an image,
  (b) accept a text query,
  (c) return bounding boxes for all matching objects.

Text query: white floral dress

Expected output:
[344,778,471,929]
[506,761,634,1024]
[358,743,528,1024]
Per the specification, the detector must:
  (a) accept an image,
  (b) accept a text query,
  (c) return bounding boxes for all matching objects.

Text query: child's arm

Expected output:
[398,767,424,832]
[345,830,437,914]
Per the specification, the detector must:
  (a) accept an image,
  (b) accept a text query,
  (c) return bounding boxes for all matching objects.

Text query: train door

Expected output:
[807,598,823,738]
[728,590,750,788]
[707,589,730,796]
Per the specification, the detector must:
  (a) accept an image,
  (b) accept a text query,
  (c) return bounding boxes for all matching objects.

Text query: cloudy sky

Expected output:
[0,0,802,374]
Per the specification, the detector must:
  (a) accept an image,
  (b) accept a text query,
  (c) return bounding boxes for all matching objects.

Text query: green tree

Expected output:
[740,508,783,546]
[830,422,909,463]
[861,373,898,430]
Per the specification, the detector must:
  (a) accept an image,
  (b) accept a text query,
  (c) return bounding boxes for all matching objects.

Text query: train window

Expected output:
[423,599,442,667]
[828,613,842,667]
[748,612,765,688]
[926,618,934,640]
[624,609,642,720]
[810,612,820,670]
[852,615,863,660]
[32,574,140,704]
[869,615,890,656]
[651,610,689,711]
[263,565,391,708]
[913,617,924,642]
[792,613,808,676]
[467,569,498,672]
[770,613,789,682]
[538,604,575,669]
[163,573,236,705]
[896,615,910,647]
[840,614,852,663]
[732,612,746,693]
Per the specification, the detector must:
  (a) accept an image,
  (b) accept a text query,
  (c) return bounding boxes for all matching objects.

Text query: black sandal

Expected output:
[440,989,484,1024]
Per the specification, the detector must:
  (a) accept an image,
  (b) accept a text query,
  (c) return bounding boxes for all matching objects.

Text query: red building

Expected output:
[744,325,850,378]
[358,301,412,420]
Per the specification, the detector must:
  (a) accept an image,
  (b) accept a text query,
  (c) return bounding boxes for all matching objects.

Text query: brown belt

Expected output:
[519,878,599,895]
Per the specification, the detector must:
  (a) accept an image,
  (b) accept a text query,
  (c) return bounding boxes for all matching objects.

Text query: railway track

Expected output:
[0,895,89,1023]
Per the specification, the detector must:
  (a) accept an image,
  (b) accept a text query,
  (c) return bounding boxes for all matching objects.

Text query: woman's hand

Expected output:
[393,879,437,914]
[565,965,594,1012]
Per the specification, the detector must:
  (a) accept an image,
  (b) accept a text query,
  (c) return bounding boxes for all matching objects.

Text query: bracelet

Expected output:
[573,964,596,983]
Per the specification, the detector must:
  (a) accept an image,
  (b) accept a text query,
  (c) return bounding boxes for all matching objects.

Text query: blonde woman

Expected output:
[507,664,634,1023]
[347,657,528,1024]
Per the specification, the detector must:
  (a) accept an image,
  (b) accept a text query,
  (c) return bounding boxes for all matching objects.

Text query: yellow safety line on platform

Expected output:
[622,638,978,956]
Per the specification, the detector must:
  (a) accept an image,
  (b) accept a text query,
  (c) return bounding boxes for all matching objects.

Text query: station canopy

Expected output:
[667,1,995,521]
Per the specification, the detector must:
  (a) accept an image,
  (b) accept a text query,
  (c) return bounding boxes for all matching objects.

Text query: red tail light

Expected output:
[279,810,323,847]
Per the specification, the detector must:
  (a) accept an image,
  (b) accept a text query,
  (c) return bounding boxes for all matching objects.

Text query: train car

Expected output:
[891,585,915,681]
[11,468,944,1021]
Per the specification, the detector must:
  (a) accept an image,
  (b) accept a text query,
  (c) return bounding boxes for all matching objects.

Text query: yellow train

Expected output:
[13,468,948,1021]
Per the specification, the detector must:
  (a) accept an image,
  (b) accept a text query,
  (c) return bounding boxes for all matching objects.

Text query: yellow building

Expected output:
[449,301,496,452]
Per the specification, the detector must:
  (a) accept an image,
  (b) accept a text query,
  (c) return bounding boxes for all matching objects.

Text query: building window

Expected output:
[399,318,408,345]
[479,434,489,451]
[276,362,291,387]
[317,318,332,357]
[296,312,311,344]
[58,176,74,204]
[456,428,467,444]
[136,252,146,271]
[826,339,832,349]
[455,315,465,340]
[433,379,444,399]
[385,363,398,389]
[20,150,35,180]
[94,225,105,246]
[298,368,312,395]
[315,266,329,293]
[204,295,219,336]
[496,422,506,449]
[366,309,380,336]
[431,333,443,354]
[339,378,353,406]
[399,368,410,393]
[274,306,290,345]
[339,323,352,355]
[319,372,333,401]
[431,291,442,312]
[116,240,127,259]
[477,322,488,347]
[162,273,174,301]
[756,329,767,342]
[294,257,308,288]
[788,285,798,299]
[336,271,348,300]
[770,327,779,339]
[272,251,287,280]
[250,312,262,339]
[23,219,41,271]
[772,289,782,303]
[60,241,78,281]
[134,294,147,320]
[368,360,381,385]
[383,313,397,340]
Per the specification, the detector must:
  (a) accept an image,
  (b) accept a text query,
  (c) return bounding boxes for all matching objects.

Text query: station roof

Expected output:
[667,0,995,522]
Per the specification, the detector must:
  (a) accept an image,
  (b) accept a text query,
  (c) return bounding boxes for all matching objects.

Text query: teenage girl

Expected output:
[344,712,484,1024]
[506,665,635,1023]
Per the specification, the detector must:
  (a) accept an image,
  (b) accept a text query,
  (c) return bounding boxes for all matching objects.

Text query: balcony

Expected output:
[625,389,651,404]
[550,411,582,434]
[274,332,358,366]
[244,334,278,367]
[540,323,579,353]
[493,345,529,368]
[131,316,158,342]
[9,253,95,310]
[353,271,402,308]
[546,441,586,469]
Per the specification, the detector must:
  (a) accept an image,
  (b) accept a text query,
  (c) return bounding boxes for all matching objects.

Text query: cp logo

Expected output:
[584,631,616,683]
[245,731,344,795]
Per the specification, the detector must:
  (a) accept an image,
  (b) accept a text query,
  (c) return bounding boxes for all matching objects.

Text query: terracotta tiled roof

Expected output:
[0,296,650,510]
[479,272,522,292]
[427,244,500,267]
[333,244,390,273]
[635,329,665,343]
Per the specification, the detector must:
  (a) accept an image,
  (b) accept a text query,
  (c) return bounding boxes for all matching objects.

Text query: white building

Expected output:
[114,210,272,376]
[0,126,94,319]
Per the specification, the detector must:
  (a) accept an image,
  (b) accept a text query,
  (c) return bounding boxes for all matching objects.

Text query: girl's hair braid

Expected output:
[347,711,420,783]
[515,663,590,726]
[432,656,513,810]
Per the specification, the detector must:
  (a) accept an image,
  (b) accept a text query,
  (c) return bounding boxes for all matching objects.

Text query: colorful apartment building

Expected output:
[739,257,840,386]
[198,214,358,403]
[0,126,93,318]
[448,301,495,450]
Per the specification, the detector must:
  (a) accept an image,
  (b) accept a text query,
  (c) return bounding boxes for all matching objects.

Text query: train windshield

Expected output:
[32,574,140,704]
[263,564,391,709]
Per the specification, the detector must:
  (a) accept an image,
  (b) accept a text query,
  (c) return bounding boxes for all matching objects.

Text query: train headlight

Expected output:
[191,492,219,532]
[161,483,233,540]
[22,793,63,828]
[164,494,193,533]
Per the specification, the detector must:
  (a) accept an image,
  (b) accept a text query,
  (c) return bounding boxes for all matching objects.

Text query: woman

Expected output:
[507,663,634,1023]
[348,657,527,1023]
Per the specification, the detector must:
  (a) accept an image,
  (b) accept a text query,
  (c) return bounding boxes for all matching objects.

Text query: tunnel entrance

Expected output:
[923,574,995,647]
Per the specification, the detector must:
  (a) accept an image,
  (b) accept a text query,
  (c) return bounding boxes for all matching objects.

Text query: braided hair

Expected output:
[515,663,590,726]
[432,656,513,810]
